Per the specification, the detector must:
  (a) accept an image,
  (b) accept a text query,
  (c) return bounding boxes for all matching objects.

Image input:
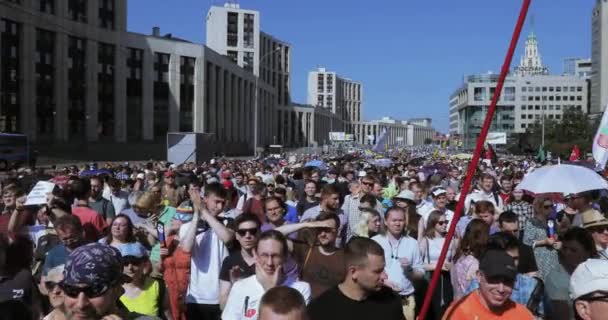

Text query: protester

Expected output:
[443,249,534,319]
[451,219,489,300]
[353,208,382,238]
[301,184,347,246]
[43,264,66,320]
[179,184,233,319]
[69,178,108,241]
[61,243,160,319]
[545,227,598,320]
[219,213,261,308]
[89,176,115,225]
[307,237,405,320]
[419,210,454,319]
[344,175,384,240]
[372,206,424,320]
[464,173,504,213]
[569,259,608,320]
[523,195,561,279]
[222,230,311,320]
[99,214,137,248]
[259,286,308,320]
[504,188,534,231]
[498,210,539,275]
[581,209,608,259]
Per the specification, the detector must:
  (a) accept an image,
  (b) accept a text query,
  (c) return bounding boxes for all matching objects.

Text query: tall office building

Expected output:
[307,67,362,127]
[564,58,592,78]
[592,0,608,113]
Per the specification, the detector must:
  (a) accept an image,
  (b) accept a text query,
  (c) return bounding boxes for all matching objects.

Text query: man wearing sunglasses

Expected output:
[570,259,608,320]
[582,209,608,260]
[219,213,261,309]
[343,176,383,241]
[61,243,158,320]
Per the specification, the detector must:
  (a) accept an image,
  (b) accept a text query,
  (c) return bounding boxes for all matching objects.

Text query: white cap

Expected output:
[570,259,608,300]
[358,171,367,177]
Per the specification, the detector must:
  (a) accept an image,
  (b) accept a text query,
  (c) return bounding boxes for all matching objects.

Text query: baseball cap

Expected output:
[63,243,129,287]
[431,187,447,197]
[479,250,517,282]
[117,242,147,259]
[393,190,416,202]
[570,259,608,300]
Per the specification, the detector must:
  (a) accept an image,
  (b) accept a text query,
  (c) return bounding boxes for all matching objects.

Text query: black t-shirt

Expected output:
[219,251,255,282]
[518,242,538,274]
[0,269,35,318]
[307,286,405,320]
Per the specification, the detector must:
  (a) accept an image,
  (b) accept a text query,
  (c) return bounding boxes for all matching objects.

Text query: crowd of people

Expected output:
[0,152,607,320]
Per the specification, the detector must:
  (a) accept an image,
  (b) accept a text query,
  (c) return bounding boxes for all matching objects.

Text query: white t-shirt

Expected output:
[222,274,311,320]
[178,221,228,304]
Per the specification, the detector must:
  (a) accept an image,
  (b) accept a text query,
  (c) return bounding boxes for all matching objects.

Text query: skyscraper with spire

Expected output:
[514,28,549,76]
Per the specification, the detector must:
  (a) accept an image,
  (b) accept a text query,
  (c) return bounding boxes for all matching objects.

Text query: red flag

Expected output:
[570,145,580,161]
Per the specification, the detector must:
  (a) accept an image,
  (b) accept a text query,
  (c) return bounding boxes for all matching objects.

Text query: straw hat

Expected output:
[581,209,608,229]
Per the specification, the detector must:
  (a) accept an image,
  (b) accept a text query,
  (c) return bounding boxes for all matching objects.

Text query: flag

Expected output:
[593,106,608,170]
[372,128,389,153]
[537,145,546,162]
[569,145,580,161]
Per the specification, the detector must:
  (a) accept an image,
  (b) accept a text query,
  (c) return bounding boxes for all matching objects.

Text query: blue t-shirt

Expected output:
[42,244,68,276]
[284,205,299,223]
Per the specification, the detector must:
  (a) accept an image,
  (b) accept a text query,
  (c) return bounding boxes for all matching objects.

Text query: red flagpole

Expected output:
[417,1,532,318]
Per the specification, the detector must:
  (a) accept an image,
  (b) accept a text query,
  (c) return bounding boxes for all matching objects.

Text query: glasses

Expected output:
[237,228,259,237]
[59,282,112,299]
[591,226,608,233]
[436,221,447,226]
[45,281,60,292]
[579,293,608,303]
[361,181,374,187]
[543,204,553,209]
[123,256,146,266]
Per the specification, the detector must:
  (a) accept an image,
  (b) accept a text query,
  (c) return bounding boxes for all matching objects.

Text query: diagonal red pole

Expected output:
[417,1,532,319]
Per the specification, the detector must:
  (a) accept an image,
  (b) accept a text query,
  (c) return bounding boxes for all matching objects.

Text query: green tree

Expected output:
[525,109,599,158]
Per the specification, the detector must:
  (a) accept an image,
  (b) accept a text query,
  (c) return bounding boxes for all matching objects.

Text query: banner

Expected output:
[486,132,507,145]
[593,105,608,169]
[372,128,389,153]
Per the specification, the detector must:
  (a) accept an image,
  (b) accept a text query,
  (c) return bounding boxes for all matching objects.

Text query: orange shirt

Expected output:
[442,290,534,320]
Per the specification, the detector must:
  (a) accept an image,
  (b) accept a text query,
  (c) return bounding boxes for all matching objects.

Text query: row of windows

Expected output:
[521,86,583,92]
[521,114,564,120]
[522,95,583,101]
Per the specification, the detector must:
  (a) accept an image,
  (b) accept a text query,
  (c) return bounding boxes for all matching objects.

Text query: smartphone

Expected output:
[157,221,166,248]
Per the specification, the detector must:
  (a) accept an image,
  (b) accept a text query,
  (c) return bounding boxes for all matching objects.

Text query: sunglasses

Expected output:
[59,282,112,299]
[361,181,374,186]
[45,281,60,292]
[543,204,553,209]
[123,256,146,266]
[591,226,608,233]
[318,227,337,233]
[436,221,448,226]
[237,228,259,237]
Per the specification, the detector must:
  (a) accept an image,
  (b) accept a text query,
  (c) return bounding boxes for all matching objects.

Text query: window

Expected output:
[68,36,86,137]
[556,115,561,119]
[521,124,526,128]
[504,87,515,101]
[522,87,527,92]
[549,105,554,110]
[549,87,554,92]
[521,95,527,101]
[570,96,575,101]
[543,106,546,110]
[577,96,582,101]
[556,96,561,101]
[528,96,534,101]
[243,13,254,48]
[474,87,486,101]
[542,87,547,92]
[563,86,569,92]
[180,56,196,132]
[556,106,561,110]
[153,52,170,138]
[528,114,533,119]
[68,0,87,23]
[577,86,583,92]
[521,106,526,110]
[39,0,55,14]
[227,12,238,47]
[549,115,554,119]
[36,28,56,136]
[0,19,21,133]
[535,87,540,92]
[535,105,540,110]
[521,114,526,119]
[98,0,115,30]
[98,43,115,138]
[527,105,532,110]
[226,50,238,63]
[243,52,254,72]
[556,86,562,92]
[570,86,576,92]
[535,96,540,101]
[127,48,143,140]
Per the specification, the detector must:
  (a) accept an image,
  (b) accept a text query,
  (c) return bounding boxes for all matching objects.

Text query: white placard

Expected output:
[25,181,55,206]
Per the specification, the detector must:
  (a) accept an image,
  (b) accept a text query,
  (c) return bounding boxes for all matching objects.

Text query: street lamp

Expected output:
[253,47,282,157]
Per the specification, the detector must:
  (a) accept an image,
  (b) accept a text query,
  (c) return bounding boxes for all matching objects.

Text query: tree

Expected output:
[424,138,433,145]
[525,109,599,158]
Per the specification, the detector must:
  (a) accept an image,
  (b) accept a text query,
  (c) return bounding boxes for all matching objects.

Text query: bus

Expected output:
[0,133,29,169]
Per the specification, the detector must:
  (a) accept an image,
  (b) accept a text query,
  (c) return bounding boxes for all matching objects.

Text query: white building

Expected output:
[592,0,608,114]
[564,58,592,78]
[352,117,434,147]
[307,67,362,126]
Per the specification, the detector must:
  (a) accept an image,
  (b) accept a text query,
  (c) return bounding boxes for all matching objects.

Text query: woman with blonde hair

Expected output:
[353,208,382,238]
[522,195,560,279]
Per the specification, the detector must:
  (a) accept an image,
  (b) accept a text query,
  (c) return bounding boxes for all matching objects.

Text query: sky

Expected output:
[127,0,593,132]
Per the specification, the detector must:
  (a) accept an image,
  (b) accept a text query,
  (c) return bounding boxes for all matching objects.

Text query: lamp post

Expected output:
[253,47,281,157]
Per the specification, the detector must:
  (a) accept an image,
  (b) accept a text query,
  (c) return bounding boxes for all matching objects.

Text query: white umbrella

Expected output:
[516,164,608,194]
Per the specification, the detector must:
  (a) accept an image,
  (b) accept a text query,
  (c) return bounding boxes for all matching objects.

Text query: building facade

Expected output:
[0,0,279,156]
[307,67,362,126]
[592,0,608,114]
[564,58,592,78]
[352,117,434,147]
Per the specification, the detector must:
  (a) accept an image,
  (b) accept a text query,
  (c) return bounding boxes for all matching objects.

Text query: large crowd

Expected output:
[0,150,607,320]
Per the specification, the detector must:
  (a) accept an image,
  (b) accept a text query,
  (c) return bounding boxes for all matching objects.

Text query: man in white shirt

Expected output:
[222,230,311,320]
[464,173,504,213]
[372,207,424,320]
[179,183,235,319]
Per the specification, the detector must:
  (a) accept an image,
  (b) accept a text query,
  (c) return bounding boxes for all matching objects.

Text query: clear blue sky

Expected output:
[127,0,592,132]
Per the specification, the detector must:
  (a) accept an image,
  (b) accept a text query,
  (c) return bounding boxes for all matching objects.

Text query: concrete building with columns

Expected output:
[307,67,362,127]
[275,104,343,147]
[0,0,281,159]
[352,117,435,147]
